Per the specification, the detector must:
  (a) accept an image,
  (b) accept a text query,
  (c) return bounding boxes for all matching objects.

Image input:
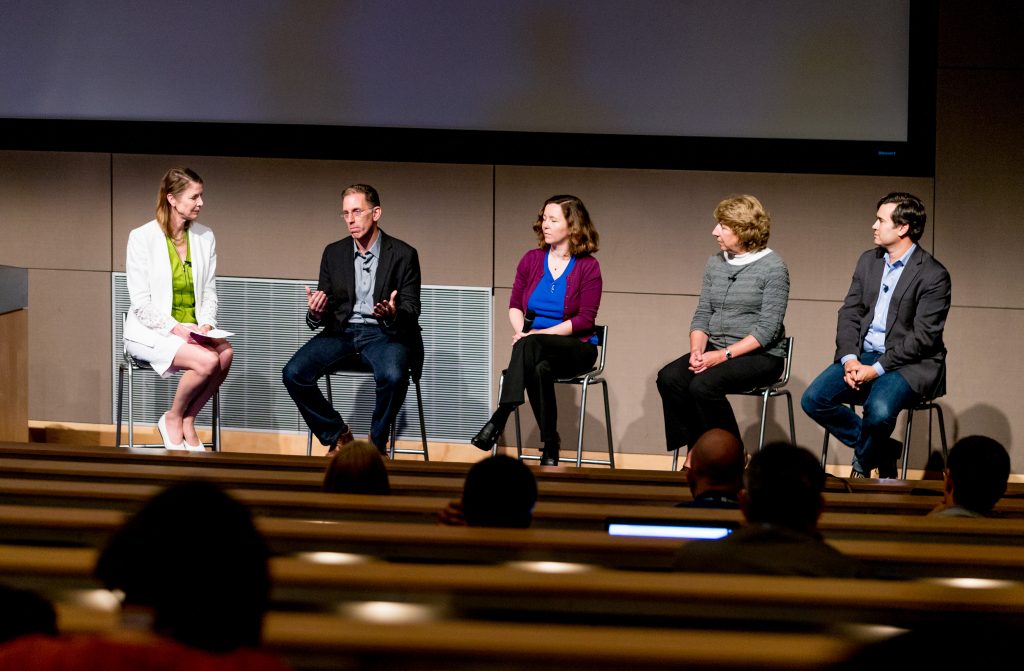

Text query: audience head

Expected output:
[0,584,56,643]
[877,191,926,243]
[95,480,270,652]
[713,194,771,252]
[533,194,599,256]
[461,455,538,529]
[687,429,745,498]
[323,441,391,495]
[945,435,1010,515]
[155,167,203,236]
[741,442,825,532]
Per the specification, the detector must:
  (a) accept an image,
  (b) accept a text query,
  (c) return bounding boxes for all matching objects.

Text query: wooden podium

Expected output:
[0,265,28,442]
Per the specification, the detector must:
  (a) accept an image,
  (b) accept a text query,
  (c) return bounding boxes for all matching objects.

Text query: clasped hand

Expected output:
[688,349,726,374]
[843,360,878,389]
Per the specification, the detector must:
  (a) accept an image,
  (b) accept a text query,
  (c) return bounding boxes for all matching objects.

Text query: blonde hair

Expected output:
[714,195,771,252]
[155,168,203,238]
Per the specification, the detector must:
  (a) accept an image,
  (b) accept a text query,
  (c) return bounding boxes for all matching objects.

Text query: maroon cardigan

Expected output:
[508,248,603,342]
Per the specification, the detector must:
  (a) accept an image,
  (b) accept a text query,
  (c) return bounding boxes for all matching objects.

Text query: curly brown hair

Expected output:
[532,194,599,256]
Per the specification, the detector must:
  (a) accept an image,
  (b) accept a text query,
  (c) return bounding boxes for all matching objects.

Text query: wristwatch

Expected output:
[725,348,733,360]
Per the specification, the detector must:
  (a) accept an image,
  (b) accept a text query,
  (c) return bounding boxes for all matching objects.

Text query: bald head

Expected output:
[688,429,745,498]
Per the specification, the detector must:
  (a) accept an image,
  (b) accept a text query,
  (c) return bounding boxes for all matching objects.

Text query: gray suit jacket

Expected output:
[834,246,951,396]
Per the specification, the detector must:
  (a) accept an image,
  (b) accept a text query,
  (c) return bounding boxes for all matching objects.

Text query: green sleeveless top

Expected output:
[166,234,197,325]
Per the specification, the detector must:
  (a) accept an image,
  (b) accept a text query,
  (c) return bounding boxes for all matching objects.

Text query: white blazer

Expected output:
[124,219,218,348]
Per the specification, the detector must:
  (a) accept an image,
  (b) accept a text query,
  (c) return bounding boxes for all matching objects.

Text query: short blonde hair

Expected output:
[714,195,771,252]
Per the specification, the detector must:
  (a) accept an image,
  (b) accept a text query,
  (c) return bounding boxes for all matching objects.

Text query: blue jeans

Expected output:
[282,324,410,450]
[801,352,919,473]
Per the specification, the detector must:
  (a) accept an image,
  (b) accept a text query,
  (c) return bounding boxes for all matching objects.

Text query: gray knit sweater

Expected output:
[690,251,789,358]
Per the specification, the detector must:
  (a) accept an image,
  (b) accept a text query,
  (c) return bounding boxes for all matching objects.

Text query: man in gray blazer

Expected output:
[283,184,422,456]
[801,193,951,478]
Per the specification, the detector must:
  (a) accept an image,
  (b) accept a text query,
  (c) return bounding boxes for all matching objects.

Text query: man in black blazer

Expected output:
[283,184,422,455]
[801,193,951,478]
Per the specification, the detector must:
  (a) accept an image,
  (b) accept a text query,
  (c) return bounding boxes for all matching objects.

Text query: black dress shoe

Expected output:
[877,438,902,478]
[470,422,500,451]
[540,452,559,466]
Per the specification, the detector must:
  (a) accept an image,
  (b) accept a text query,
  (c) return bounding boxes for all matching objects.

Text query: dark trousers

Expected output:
[656,348,784,451]
[499,335,597,444]
[282,324,410,449]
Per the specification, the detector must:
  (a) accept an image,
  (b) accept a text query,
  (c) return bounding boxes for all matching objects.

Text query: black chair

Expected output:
[498,325,614,468]
[115,352,221,452]
[820,362,949,479]
[671,336,795,471]
[305,357,428,461]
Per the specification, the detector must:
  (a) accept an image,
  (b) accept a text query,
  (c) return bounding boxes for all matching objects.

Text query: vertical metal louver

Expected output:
[112,275,492,442]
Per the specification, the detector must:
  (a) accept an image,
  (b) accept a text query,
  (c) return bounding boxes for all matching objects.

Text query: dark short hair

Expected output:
[95,481,270,652]
[744,443,824,529]
[947,435,1011,514]
[342,183,381,208]
[462,455,538,528]
[877,192,926,243]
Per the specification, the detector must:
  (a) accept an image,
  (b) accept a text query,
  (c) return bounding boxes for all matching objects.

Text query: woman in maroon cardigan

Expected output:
[471,195,602,465]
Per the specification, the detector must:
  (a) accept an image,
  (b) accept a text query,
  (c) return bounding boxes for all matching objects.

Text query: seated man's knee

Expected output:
[861,397,902,429]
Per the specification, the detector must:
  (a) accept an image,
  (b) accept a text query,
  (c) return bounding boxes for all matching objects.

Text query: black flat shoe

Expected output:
[540,453,559,466]
[470,422,499,451]
[540,439,560,466]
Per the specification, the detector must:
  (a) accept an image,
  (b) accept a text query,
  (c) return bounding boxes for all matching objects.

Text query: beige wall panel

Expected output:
[494,165,932,301]
[0,151,111,271]
[935,70,1024,308]
[942,306,1024,473]
[111,155,493,287]
[28,269,110,424]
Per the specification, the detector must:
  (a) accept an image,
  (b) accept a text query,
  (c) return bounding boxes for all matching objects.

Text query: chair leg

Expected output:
[756,390,770,451]
[576,379,590,468]
[115,364,125,449]
[901,408,914,480]
[784,391,796,446]
[127,363,135,449]
[935,404,949,464]
[602,380,614,469]
[514,405,523,460]
[415,378,429,462]
[494,372,505,458]
[820,430,830,470]
[672,448,679,471]
[212,389,221,453]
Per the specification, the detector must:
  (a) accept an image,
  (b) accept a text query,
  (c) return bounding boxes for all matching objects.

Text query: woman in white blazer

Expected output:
[124,168,232,451]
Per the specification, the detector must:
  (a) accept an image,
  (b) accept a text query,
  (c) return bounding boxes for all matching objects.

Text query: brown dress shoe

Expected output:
[326,429,355,456]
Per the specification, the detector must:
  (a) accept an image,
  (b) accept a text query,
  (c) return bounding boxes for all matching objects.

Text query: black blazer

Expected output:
[834,246,951,396]
[307,230,424,377]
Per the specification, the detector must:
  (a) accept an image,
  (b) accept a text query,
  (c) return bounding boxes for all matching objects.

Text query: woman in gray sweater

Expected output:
[656,195,789,467]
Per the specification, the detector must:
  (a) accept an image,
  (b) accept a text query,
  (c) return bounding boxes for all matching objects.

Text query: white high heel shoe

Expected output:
[157,413,186,451]
[184,440,206,452]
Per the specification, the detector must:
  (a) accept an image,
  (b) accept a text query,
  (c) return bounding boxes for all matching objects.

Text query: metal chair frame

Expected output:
[671,336,796,470]
[305,363,428,461]
[498,325,614,468]
[115,352,221,451]
[820,399,948,479]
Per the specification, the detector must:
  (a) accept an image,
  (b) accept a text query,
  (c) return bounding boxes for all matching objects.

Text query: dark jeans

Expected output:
[499,335,597,444]
[801,351,919,473]
[656,347,784,451]
[282,324,410,449]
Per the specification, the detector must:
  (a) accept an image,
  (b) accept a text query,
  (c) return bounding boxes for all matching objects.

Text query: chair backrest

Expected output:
[776,336,795,388]
[592,325,610,377]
